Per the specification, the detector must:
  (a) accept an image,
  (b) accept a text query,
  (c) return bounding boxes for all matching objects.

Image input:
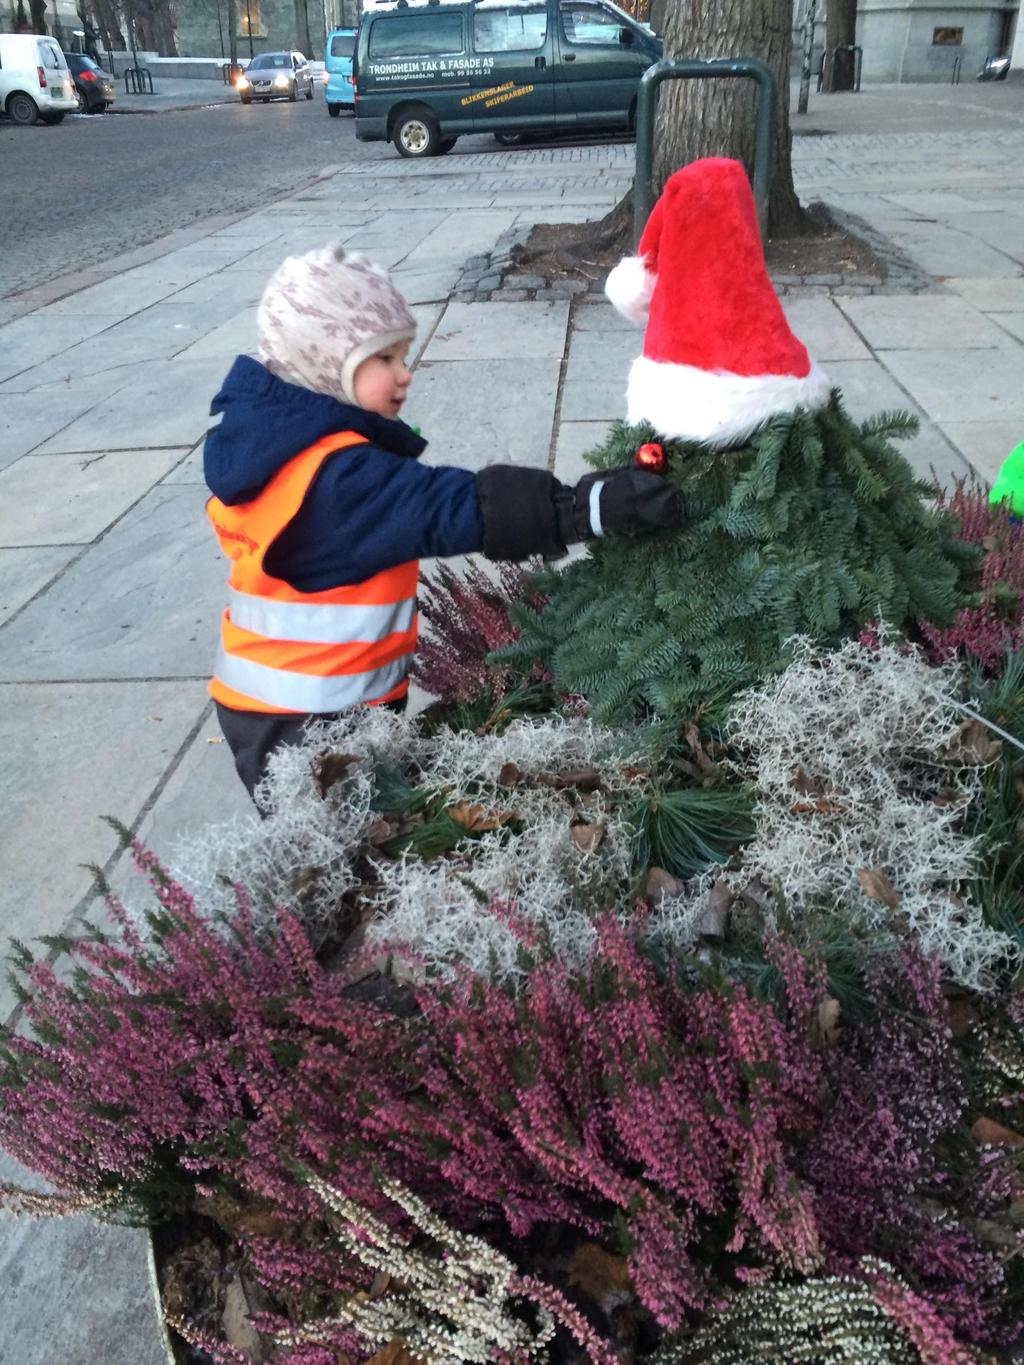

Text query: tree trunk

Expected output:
[28,0,47,33]
[653,0,811,237]
[822,0,857,92]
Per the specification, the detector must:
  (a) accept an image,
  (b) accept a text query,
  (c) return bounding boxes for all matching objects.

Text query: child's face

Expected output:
[352,341,413,419]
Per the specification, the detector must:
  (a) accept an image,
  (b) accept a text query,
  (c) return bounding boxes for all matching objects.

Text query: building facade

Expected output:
[794,0,1019,82]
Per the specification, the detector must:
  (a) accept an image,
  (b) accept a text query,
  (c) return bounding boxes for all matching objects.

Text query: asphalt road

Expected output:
[0,99,385,297]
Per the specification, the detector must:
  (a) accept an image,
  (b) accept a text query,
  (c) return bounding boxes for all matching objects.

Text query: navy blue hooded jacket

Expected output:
[205,356,486,593]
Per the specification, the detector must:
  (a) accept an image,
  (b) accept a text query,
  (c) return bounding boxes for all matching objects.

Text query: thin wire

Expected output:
[943,694,1024,758]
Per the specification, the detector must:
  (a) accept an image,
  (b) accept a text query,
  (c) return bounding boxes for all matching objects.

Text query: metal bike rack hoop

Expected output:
[634,57,777,246]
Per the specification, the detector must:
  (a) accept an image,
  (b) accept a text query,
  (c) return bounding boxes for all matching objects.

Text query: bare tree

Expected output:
[652,0,811,237]
[821,0,857,92]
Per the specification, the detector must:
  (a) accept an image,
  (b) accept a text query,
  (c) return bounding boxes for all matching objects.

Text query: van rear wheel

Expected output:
[327,102,341,117]
[394,109,440,158]
[7,92,39,126]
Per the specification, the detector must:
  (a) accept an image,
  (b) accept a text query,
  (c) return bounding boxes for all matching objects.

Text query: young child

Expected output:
[205,245,678,798]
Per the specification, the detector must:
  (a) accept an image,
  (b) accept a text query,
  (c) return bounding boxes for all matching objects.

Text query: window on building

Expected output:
[473,4,548,53]
[239,1,263,38]
[932,27,964,45]
[368,14,464,58]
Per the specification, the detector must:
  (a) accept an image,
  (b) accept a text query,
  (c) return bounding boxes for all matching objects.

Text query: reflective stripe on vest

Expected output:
[213,645,410,713]
[226,586,416,644]
[207,431,419,715]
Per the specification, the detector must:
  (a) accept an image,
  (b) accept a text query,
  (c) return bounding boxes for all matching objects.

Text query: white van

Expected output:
[0,33,78,125]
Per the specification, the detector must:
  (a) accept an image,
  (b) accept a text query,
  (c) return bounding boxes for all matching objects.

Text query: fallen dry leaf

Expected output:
[791,765,826,796]
[738,876,773,915]
[944,993,976,1037]
[972,1117,1024,1148]
[699,879,732,940]
[790,799,844,816]
[446,799,517,832]
[568,1241,632,1307]
[497,761,523,786]
[645,866,686,903]
[537,765,603,791]
[684,723,715,772]
[570,820,606,852]
[857,867,900,911]
[314,751,361,799]
[811,997,842,1048]
[364,818,396,845]
[946,718,1002,767]
[365,1345,422,1365]
[220,1270,264,1357]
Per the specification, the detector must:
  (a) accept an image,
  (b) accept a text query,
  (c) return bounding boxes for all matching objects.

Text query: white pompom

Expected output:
[604,255,656,326]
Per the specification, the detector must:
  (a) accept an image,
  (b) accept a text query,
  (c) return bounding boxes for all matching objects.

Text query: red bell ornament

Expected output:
[634,442,666,475]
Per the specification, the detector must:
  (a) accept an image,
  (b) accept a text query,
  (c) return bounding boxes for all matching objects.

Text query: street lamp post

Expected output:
[244,0,254,59]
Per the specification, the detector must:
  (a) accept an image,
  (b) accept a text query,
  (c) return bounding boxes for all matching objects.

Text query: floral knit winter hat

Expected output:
[257,244,416,405]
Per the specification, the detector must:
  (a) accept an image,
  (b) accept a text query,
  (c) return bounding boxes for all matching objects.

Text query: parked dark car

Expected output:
[65,52,115,112]
[236,51,315,104]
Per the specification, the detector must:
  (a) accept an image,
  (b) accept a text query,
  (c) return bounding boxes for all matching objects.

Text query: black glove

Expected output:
[559,467,679,544]
[475,464,679,562]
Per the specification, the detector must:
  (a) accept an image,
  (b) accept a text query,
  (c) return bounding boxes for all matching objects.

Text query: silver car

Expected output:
[237,51,314,104]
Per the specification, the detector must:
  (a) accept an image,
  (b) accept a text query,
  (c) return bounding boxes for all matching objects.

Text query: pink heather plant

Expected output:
[920,482,1024,670]
[1,848,1017,1354]
[412,559,547,705]
[798,948,1020,1344]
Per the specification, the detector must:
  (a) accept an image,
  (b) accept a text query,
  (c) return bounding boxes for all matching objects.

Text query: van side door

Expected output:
[468,1,555,134]
[554,1,651,126]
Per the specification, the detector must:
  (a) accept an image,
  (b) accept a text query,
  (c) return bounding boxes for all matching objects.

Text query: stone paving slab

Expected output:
[173,306,258,361]
[34,357,229,453]
[41,271,187,316]
[0,391,107,471]
[553,420,612,484]
[945,277,1024,313]
[880,345,1024,425]
[837,294,1011,351]
[0,486,222,683]
[161,446,204,485]
[0,546,78,627]
[821,358,925,424]
[875,221,1021,279]
[563,328,640,382]
[783,297,872,362]
[0,680,204,1019]
[996,315,1024,344]
[162,268,268,310]
[410,357,561,471]
[0,449,186,549]
[0,1155,171,1365]
[560,375,627,423]
[0,312,120,387]
[938,420,1024,484]
[422,300,568,362]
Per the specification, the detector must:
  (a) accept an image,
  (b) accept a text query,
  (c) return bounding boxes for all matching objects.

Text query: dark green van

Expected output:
[353,0,661,157]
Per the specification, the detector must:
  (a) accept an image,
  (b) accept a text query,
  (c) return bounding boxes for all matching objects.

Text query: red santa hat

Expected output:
[605,157,831,446]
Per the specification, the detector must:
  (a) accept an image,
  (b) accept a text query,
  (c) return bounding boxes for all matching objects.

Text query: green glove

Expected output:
[990,440,1024,516]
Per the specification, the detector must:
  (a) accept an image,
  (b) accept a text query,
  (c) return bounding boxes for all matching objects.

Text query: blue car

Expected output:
[324,27,356,117]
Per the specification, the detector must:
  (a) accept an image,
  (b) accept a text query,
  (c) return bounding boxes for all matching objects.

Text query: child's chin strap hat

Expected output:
[257,244,416,405]
[605,157,831,446]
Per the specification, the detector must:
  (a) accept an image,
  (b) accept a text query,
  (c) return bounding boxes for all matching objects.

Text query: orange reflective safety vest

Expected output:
[207,432,418,715]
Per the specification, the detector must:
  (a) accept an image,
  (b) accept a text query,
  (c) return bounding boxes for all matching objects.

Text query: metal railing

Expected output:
[633,58,777,244]
[817,43,863,92]
[124,65,153,93]
[951,55,962,85]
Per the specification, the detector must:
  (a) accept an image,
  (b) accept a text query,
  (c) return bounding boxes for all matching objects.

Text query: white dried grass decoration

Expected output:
[665,635,1015,990]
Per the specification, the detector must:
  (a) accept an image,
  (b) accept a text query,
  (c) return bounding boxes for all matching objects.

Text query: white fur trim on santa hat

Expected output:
[626,355,833,446]
[605,256,656,326]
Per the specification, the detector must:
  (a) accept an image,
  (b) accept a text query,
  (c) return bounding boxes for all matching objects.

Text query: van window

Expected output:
[368,14,463,58]
[560,2,624,44]
[38,41,65,68]
[474,3,548,52]
[330,33,355,57]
